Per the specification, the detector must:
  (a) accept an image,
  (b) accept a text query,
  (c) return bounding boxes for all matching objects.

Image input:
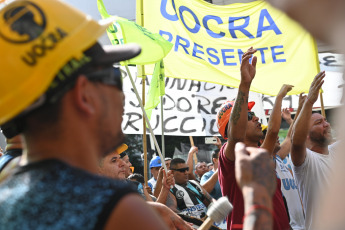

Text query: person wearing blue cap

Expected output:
[148,155,162,193]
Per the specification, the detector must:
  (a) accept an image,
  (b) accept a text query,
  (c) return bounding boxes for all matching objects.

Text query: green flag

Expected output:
[97,0,173,65]
[144,60,165,122]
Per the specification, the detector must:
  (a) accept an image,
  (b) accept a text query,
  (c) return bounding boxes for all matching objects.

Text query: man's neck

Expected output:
[307,141,329,155]
[244,139,259,148]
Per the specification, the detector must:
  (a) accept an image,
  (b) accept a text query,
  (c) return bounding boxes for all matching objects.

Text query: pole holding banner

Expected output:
[161,96,165,158]
[125,65,169,174]
[136,0,149,185]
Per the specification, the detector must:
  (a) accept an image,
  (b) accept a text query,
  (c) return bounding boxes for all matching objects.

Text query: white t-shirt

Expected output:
[292,143,337,230]
[147,177,157,193]
[276,155,305,230]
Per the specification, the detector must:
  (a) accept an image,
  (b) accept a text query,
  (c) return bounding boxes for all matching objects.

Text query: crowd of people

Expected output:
[0,0,344,230]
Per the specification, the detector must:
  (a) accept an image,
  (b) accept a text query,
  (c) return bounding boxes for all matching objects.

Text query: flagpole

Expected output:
[160,96,165,158]
[125,65,169,174]
[136,0,149,186]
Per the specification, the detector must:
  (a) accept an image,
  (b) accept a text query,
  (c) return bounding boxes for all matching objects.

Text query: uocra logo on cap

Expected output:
[0,1,46,44]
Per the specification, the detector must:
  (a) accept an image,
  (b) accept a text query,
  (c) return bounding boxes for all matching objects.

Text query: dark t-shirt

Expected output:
[0,159,137,230]
[218,143,290,230]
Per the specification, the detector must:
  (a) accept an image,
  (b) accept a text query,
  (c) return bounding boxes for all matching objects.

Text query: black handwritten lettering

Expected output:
[129,89,140,107]
[177,97,192,112]
[164,116,178,132]
[202,118,206,132]
[211,97,227,114]
[193,95,210,114]
[168,78,187,90]
[204,82,215,91]
[180,117,197,133]
[124,112,142,131]
[163,94,176,110]
[209,119,219,135]
[189,80,201,92]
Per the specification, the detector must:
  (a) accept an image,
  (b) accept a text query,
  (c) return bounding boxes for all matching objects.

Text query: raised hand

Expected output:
[281,108,292,124]
[240,47,258,86]
[213,136,222,149]
[277,84,294,98]
[307,71,325,104]
[234,142,276,196]
[162,169,175,189]
[298,92,307,108]
[188,146,198,156]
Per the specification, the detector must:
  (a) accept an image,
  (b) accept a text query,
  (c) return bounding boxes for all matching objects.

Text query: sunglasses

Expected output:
[248,111,256,121]
[86,67,123,91]
[171,167,189,173]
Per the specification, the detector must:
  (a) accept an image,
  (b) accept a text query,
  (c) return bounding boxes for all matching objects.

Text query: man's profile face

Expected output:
[308,113,332,145]
[97,85,125,157]
[195,162,208,177]
[122,155,132,177]
[246,114,263,143]
[150,167,160,179]
[172,163,189,185]
[98,152,126,179]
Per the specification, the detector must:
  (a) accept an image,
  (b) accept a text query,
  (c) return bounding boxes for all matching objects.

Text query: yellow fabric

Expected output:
[142,0,319,96]
[97,0,173,65]
[0,0,112,125]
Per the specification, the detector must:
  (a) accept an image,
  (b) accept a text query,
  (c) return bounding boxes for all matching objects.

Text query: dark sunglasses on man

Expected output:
[247,111,256,121]
[170,167,189,173]
[86,66,123,91]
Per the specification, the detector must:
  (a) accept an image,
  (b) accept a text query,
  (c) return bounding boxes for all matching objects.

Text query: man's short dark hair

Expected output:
[170,158,185,169]
[127,173,145,184]
[212,150,219,159]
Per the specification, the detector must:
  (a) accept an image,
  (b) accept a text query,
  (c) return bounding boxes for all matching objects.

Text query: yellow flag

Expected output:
[142,0,319,96]
[97,0,173,65]
[144,60,166,122]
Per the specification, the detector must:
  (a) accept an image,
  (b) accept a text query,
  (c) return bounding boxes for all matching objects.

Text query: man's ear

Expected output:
[70,76,97,116]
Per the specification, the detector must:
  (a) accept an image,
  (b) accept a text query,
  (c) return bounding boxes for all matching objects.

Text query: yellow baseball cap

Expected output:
[0,0,140,137]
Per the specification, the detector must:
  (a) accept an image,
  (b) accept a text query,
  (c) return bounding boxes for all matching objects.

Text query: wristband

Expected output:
[306,97,314,105]
[243,204,274,222]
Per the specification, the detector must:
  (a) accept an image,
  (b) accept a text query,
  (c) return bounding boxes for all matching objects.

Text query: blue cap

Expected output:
[149,156,162,168]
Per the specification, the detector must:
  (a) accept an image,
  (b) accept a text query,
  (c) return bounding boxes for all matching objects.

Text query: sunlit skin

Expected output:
[245,115,263,144]
[165,159,171,170]
[122,154,132,178]
[151,167,160,180]
[172,163,189,186]
[195,162,208,178]
[308,113,332,147]
[98,152,126,180]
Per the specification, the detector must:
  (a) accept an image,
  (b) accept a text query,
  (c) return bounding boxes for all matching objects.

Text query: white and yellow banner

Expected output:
[142,0,319,96]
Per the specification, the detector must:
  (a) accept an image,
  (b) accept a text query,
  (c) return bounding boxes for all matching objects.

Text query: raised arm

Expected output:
[262,84,293,155]
[224,47,257,161]
[281,108,293,126]
[156,170,179,213]
[200,168,219,194]
[154,167,164,198]
[235,143,276,230]
[186,146,197,181]
[277,93,306,160]
[291,71,325,166]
